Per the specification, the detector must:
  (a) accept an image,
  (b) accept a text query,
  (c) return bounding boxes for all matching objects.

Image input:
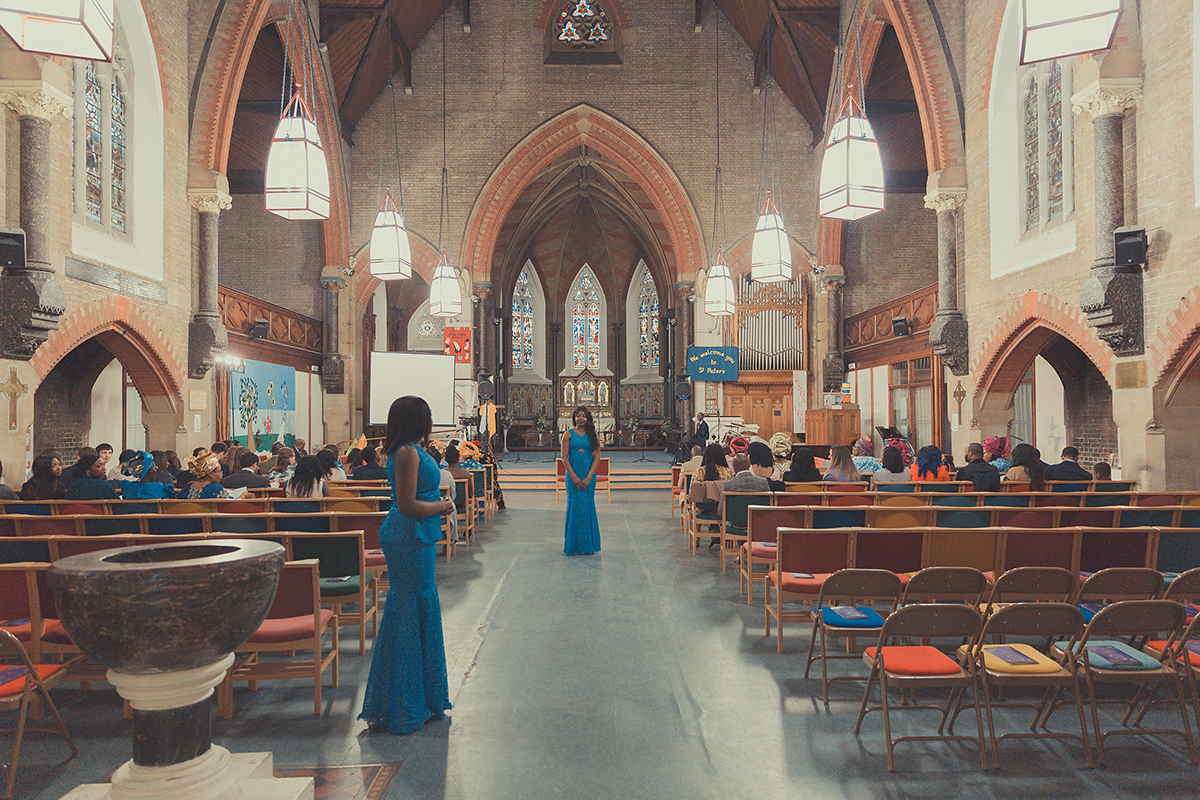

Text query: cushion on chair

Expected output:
[0,618,32,641]
[1078,603,1105,622]
[820,606,885,629]
[318,576,363,596]
[1056,639,1163,670]
[768,571,829,593]
[1145,640,1200,667]
[40,620,72,644]
[0,664,62,697]
[365,551,387,567]
[748,543,778,558]
[695,513,721,521]
[979,643,1063,674]
[245,611,336,644]
[864,645,962,676]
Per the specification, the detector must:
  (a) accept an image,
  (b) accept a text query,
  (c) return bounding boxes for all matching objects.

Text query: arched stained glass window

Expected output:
[572,268,601,370]
[110,77,126,233]
[637,269,660,369]
[555,1,611,49]
[512,267,534,370]
[84,60,103,223]
[1023,74,1038,232]
[1046,62,1064,222]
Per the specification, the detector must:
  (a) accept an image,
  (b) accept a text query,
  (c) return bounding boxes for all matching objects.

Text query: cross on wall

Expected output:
[0,367,26,431]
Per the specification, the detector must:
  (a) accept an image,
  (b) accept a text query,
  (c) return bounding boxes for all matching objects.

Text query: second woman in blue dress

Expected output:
[561,405,601,555]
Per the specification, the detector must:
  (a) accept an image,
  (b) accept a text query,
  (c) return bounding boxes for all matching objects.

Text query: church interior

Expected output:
[4,1,1200,798]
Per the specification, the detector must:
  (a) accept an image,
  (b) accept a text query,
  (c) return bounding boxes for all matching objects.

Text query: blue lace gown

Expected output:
[359,445,451,733]
[563,429,601,555]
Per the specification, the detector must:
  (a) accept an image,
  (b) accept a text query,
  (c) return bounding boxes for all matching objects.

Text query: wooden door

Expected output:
[723,372,793,439]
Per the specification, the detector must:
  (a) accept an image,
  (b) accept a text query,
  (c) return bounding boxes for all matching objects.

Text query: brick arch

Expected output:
[535,0,631,30]
[463,105,704,289]
[31,296,184,414]
[972,291,1113,408]
[1150,285,1200,385]
[189,0,350,268]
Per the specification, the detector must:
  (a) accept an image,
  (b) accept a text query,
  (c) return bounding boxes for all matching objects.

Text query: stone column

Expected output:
[548,321,562,428]
[0,81,69,359]
[320,267,346,394]
[820,266,845,393]
[473,282,493,378]
[611,320,623,433]
[1073,52,1144,356]
[187,171,232,378]
[924,168,969,375]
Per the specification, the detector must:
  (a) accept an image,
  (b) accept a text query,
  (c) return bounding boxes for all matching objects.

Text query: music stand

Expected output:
[631,423,650,463]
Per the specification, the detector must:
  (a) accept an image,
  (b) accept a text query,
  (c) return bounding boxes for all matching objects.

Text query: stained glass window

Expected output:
[110,77,126,233]
[511,267,534,370]
[555,1,611,49]
[1046,62,1063,222]
[84,61,103,223]
[571,267,601,370]
[1023,75,1039,232]
[638,270,660,369]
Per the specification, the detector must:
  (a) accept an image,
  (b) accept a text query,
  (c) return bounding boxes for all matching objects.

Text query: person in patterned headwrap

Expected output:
[850,437,881,475]
[983,436,1012,474]
[885,437,915,467]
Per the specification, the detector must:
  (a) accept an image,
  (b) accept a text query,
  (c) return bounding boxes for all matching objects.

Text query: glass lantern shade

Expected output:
[264,90,330,220]
[750,193,792,284]
[0,0,113,61]
[1020,0,1121,65]
[819,94,885,221]
[704,248,736,317]
[429,249,462,318]
[369,188,412,281]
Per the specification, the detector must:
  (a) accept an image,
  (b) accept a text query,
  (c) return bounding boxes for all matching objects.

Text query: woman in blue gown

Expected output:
[360,396,456,733]
[561,405,601,555]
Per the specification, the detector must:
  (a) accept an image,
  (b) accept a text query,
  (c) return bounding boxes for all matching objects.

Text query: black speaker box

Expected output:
[1114,225,1147,266]
[674,375,691,400]
[0,228,26,269]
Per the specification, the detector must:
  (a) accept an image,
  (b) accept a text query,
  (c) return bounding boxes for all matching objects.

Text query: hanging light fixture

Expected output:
[818,93,885,220]
[819,2,884,221]
[264,2,330,220]
[429,13,462,318]
[1020,0,1121,65]
[705,15,735,317]
[0,0,114,61]
[370,82,412,281]
[750,31,792,284]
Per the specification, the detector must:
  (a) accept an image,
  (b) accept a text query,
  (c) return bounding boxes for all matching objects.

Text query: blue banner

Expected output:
[686,346,739,381]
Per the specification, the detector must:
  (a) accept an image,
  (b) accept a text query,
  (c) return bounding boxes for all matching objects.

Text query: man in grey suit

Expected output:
[722,454,770,492]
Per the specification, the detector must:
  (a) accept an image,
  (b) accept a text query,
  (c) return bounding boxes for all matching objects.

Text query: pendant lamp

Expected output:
[369,187,412,280]
[0,0,113,61]
[751,192,792,284]
[818,92,885,221]
[1020,0,1121,65]
[705,247,736,317]
[265,88,330,220]
[428,248,462,318]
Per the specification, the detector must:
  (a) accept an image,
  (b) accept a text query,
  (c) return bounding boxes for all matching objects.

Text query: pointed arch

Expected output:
[565,265,607,373]
[510,260,548,379]
[464,105,704,287]
[624,259,660,377]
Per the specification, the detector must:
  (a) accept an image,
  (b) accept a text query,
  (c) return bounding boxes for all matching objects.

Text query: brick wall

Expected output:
[842,193,938,318]
[218,202,326,319]
[1063,365,1117,471]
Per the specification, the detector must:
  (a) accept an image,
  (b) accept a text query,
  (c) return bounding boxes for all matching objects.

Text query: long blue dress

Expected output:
[359,445,451,733]
[564,429,601,555]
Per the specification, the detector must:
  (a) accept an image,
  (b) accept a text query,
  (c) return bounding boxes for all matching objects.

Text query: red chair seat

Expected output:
[864,645,962,676]
[1146,640,1200,667]
[365,551,387,567]
[245,611,335,644]
[895,572,912,586]
[39,620,71,644]
[0,619,32,641]
[0,664,62,697]
[767,571,829,593]
[748,543,778,558]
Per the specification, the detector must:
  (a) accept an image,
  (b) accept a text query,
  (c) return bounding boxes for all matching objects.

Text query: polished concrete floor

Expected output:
[23,479,1200,799]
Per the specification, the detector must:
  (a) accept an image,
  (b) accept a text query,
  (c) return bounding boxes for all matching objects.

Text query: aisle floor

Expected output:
[24,488,1200,799]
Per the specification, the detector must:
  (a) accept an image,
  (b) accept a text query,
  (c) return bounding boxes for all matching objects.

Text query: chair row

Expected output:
[0,496,391,515]
[554,458,612,503]
[798,567,1200,770]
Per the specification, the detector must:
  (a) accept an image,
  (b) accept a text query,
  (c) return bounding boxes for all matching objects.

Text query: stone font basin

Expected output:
[48,539,285,673]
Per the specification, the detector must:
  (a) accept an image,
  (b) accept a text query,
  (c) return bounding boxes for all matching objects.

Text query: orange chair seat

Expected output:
[1147,640,1200,667]
[896,572,913,586]
[864,645,962,676]
[0,664,62,697]
[0,619,32,641]
[766,571,830,593]
[245,611,335,644]
[366,550,387,567]
[747,543,778,558]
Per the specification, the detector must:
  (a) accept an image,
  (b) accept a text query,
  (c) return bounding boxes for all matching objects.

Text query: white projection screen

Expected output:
[369,352,457,426]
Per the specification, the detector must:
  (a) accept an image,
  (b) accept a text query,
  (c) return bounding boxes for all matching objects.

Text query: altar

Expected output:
[557,370,615,431]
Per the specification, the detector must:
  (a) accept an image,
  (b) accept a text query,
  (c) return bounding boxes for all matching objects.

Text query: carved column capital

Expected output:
[673,281,695,301]
[472,281,493,301]
[320,266,347,291]
[817,265,845,293]
[0,81,71,120]
[187,187,232,214]
[923,189,966,214]
[1071,80,1142,119]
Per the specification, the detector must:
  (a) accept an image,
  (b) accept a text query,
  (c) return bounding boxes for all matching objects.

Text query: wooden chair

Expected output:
[288,530,377,654]
[853,603,987,771]
[803,569,902,705]
[454,477,474,545]
[0,565,41,661]
[595,458,611,503]
[765,527,853,652]
[222,559,338,717]
[669,465,682,520]
[718,492,772,575]
[0,630,78,799]
[1049,600,1196,766]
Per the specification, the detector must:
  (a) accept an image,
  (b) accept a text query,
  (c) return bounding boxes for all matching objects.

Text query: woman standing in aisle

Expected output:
[561,406,601,555]
[360,396,455,734]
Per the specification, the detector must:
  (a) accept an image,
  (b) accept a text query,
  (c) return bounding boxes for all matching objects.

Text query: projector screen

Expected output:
[369,352,457,427]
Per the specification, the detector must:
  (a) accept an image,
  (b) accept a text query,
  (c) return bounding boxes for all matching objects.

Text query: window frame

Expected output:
[1017,57,1075,240]
[72,53,132,240]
